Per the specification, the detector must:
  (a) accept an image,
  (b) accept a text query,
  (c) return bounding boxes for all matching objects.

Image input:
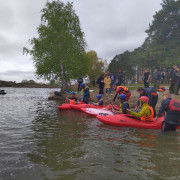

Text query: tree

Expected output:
[85,51,106,86]
[108,0,180,83]
[23,0,88,89]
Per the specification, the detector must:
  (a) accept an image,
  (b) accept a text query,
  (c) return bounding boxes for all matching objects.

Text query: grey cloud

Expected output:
[0,0,163,82]
[0,70,35,82]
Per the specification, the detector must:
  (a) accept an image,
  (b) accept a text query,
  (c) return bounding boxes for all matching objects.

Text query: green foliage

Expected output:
[85,51,107,85]
[108,0,180,83]
[23,0,88,89]
[21,79,36,84]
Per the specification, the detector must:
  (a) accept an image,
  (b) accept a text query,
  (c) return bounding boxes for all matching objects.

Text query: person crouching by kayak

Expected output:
[157,92,180,132]
[112,94,130,114]
[112,85,131,104]
[127,96,154,122]
[80,83,90,104]
[66,92,78,104]
[93,94,104,106]
[136,87,158,117]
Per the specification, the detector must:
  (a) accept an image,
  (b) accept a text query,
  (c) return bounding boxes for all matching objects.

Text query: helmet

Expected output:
[119,93,127,100]
[80,83,85,88]
[96,94,102,99]
[71,92,75,95]
[139,96,149,103]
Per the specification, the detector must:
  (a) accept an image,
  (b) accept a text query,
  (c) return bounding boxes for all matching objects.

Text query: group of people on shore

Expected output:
[67,80,180,132]
[96,70,123,95]
[143,65,180,94]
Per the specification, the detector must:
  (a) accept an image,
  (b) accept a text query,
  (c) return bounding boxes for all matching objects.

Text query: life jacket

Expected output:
[140,106,154,122]
[158,86,166,92]
[69,99,76,105]
[119,101,130,113]
[169,99,180,112]
[116,86,129,94]
[82,86,90,96]
[98,99,104,106]
[165,99,180,125]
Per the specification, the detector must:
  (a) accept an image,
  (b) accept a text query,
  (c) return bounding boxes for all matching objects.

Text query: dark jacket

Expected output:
[158,98,180,125]
[169,69,176,81]
[153,71,161,81]
[96,76,104,84]
[137,88,157,106]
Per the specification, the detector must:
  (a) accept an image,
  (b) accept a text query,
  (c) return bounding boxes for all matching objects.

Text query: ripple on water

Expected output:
[0,88,179,180]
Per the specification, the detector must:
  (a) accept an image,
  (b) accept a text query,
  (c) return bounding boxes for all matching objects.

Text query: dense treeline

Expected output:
[109,0,180,83]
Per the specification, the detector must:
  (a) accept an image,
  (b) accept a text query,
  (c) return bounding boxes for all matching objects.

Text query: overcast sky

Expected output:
[0,0,162,82]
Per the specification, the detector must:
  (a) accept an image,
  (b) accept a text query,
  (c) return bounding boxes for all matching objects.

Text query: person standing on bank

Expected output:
[175,66,180,95]
[143,69,150,88]
[169,65,177,94]
[77,76,83,92]
[110,72,115,91]
[104,74,112,95]
[157,92,180,132]
[118,70,123,86]
[96,74,104,95]
[153,67,161,91]
[161,71,165,84]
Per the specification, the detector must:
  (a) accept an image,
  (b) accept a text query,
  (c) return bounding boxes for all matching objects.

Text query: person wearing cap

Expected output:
[80,83,90,104]
[112,93,130,114]
[157,92,180,132]
[136,87,158,117]
[93,94,104,106]
[127,96,154,122]
[66,92,78,104]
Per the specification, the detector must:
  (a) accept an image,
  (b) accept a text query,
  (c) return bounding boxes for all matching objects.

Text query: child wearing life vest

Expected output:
[128,96,154,122]
[112,94,130,114]
[80,83,90,104]
[157,91,180,132]
[93,94,104,106]
[66,92,78,104]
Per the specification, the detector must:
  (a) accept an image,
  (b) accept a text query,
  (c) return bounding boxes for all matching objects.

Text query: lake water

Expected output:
[0,88,179,180]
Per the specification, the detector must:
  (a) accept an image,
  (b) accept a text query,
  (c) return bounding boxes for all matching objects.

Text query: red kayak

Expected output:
[70,104,119,111]
[81,108,114,117]
[58,103,103,111]
[58,104,72,110]
[97,114,166,129]
[58,103,119,111]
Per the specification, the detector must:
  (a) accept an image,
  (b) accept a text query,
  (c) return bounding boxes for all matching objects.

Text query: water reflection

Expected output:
[28,107,89,179]
[0,88,179,179]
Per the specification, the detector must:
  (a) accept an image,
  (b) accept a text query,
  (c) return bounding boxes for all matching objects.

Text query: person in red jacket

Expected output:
[112,85,131,104]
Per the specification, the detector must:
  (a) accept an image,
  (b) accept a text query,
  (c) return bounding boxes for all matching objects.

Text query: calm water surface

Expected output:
[0,88,179,180]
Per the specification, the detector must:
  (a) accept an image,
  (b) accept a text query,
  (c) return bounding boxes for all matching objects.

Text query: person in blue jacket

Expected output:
[136,87,158,117]
[112,94,130,114]
[80,83,90,104]
[157,91,180,132]
[93,94,104,106]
